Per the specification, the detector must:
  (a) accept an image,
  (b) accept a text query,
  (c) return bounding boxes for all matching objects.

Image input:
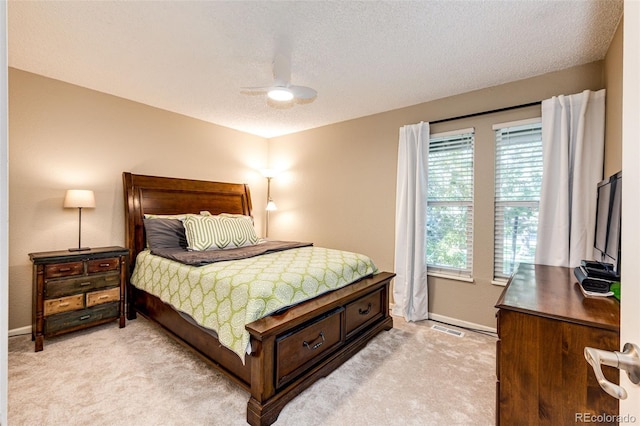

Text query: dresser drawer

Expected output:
[44,294,84,316]
[87,257,120,274]
[45,261,84,279]
[86,287,120,307]
[345,288,383,337]
[44,272,120,299]
[276,308,344,388]
[44,302,119,335]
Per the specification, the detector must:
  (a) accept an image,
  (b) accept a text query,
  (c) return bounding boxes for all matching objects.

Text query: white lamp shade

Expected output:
[64,190,96,208]
[261,169,276,179]
[266,200,278,211]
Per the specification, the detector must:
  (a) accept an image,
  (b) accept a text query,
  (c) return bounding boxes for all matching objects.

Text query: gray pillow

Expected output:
[144,218,187,250]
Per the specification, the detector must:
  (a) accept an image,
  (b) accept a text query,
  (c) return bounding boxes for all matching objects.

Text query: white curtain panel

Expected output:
[393,122,429,321]
[535,89,606,267]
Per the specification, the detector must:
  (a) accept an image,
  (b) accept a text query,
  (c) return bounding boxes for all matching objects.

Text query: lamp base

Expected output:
[69,247,91,252]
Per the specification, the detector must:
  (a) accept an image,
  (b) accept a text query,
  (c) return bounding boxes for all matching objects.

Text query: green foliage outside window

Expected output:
[427,132,474,274]
[426,205,470,270]
[498,206,538,276]
[494,121,543,279]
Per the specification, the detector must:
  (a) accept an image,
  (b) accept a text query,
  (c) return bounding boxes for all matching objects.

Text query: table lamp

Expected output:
[64,189,95,251]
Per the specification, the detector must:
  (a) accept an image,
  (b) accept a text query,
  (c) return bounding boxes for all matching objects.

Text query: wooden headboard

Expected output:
[122,172,253,269]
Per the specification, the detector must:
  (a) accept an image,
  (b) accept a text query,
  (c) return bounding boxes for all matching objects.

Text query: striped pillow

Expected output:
[183,214,258,251]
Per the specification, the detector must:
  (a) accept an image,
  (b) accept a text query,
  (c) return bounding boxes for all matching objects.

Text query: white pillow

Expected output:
[183,214,258,251]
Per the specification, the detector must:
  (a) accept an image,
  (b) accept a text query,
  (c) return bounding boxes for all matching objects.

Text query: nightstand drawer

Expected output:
[44,272,120,299]
[44,294,84,316]
[86,287,120,307]
[87,258,120,273]
[45,261,84,279]
[44,303,119,335]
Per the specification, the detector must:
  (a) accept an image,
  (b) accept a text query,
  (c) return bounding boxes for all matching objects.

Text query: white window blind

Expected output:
[427,129,474,276]
[493,120,543,280]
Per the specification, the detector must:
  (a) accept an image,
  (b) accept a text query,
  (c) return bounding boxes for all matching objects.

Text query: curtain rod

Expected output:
[429,101,542,125]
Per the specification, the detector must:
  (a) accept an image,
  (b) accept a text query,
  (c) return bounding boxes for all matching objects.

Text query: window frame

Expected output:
[492,118,543,283]
[426,128,475,279]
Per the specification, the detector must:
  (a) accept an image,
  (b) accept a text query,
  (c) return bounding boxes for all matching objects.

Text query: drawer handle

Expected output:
[79,315,91,321]
[58,267,71,272]
[80,282,92,286]
[359,303,372,316]
[58,302,70,307]
[303,332,325,351]
[99,263,111,267]
[98,295,109,300]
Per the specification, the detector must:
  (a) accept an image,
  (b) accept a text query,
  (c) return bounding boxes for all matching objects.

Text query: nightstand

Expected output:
[29,246,129,352]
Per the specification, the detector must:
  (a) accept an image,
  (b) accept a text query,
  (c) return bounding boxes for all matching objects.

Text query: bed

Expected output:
[123,172,394,426]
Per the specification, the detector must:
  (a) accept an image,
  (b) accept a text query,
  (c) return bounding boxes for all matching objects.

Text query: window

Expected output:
[427,129,474,276]
[493,119,543,280]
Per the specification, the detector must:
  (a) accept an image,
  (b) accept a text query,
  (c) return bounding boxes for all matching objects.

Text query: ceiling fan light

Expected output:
[268,88,294,102]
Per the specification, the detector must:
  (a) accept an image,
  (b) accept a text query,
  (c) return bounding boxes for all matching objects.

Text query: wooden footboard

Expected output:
[246,271,393,425]
[129,271,394,426]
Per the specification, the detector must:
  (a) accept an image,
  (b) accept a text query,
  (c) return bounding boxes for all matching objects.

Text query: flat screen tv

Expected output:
[593,171,622,273]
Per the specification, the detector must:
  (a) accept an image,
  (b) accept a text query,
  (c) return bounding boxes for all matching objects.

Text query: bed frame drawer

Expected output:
[345,288,383,338]
[275,307,344,388]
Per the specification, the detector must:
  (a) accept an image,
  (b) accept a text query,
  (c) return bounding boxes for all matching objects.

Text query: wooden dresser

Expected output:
[30,246,128,351]
[495,263,620,425]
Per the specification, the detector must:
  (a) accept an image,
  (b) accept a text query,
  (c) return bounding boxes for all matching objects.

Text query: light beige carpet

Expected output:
[9,316,496,425]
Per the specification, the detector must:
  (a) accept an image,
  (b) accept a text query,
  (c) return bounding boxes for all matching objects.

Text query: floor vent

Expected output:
[431,324,465,337]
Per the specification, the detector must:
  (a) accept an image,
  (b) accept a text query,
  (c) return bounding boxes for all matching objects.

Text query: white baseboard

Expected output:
[9,326,31,337]
[428,313,497,334]
[389,303,497,334]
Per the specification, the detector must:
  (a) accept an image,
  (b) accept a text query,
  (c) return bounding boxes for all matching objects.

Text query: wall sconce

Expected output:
[264,172,277,238]
[63,189,95,251]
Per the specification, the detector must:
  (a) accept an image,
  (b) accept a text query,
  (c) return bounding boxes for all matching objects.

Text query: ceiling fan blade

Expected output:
[240,86,272,95]
[241,86,272,92]
[241,54,317,104]
[272,53,291,86]
[290,85,317,100]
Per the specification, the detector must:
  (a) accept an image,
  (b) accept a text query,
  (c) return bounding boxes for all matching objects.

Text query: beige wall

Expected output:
[269,61,605,328]
[8,68,268,330]
[604,16,624,176]
[9,57,619,331]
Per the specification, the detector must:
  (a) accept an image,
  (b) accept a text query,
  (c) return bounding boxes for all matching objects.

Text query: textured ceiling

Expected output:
[8,1,623,138]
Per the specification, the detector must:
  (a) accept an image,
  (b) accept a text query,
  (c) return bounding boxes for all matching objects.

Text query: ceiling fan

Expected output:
[242,54,317,104]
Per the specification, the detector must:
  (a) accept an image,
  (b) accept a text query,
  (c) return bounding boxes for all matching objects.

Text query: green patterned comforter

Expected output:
[130,246,378,360]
